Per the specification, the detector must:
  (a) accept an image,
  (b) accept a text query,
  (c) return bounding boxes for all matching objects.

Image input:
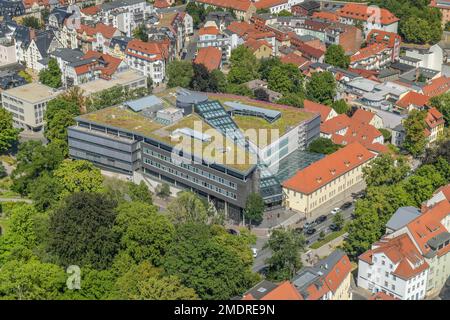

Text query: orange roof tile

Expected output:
[194,46,222,71]
[303,99,333,122]
[396,91,430,109]
[227,21,254,37]
[312,11,339,22]
[366,29,402,48]
[337,3,399,25]
[80,5,101,16]
[425,107,444,129]
[154,0,171,8]
[199,26,220,36]
[352,109,376,124]
[126,39,168,62]
[282,142,376,194]
[321,114,351,135]
[370,292,400,300]
[243,38,272,52]
[196,0,252,12]
[422,76,450,97]
[261,281,304,300]
[23,0,49,8]
[351,43,390,63]
[254,0,288,9]
[280,53,309,68]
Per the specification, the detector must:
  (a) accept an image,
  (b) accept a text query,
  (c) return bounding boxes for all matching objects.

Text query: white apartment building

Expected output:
[403,44,444,72]
[358,233,429,300]
[0,38,16,66]
[1,83,59,131]
[125,39,166,84]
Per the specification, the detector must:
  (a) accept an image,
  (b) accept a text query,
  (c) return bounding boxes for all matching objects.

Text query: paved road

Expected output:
[252,202,355,273]
[0,197,32,203]
[184,32,198,61]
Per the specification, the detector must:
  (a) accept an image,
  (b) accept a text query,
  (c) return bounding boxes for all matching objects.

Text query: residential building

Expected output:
[366,29,402,62]
[403,44,444,72]
[421,76,450,97]
[350,43,393,71]
[430,0,450,28]
[24,29,62,72]
[303,99,337,123]
[358,233,430,300]
[0,0,26,17]
[243,79,282,102]
[241,280,303,300]
[291,250,353,300]
[108,36,133,59]
[396,91,430,111]
[1,82,59,131]
[0,38,16,66]
[194,47,222,71]
[197,26,236,60]
[243,38,273,59]
[291,1,320,16]
[282,142,376,218]
[195,0,257,22]
[125,39,168,85]
[425,107,445,145]
[337,3,399,36]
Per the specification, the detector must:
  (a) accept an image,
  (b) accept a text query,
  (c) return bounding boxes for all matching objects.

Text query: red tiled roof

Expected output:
[366,29,401,48]
[396,91,430,109]
[154,0,171,8]
[422,76,450,97]
[254,0,288,9]
[199,26,220,36]
[196,0,253,12]
[352,109,376,124]
[408,199,450,256]
[243,38,272,52]
[282,142,376,194]
[126,39,168,62]
[280,53,309,68]
[321,114,351,135]
[369,292,400,300]
[82,50,122,78]
[23,0,49,8]
[425,107,444,129]
[337,3,399,25]
[77,23,118,39]
[261,281,304,300]
[312,11,339,22]
[303,99,333,122]
[80,5,101,16]
[194,47,222,71]
[295,43,325,59]
[351,43,389,63]
[227,21,254,37]
[360,234,429,280]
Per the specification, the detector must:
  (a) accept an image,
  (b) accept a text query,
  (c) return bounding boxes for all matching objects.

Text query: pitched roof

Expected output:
[243,38,272,52]
[360,234,429,280]
[196,0,253,12]
[126,39,168,61]
[312,11,339,22]
[280,53,309,68]
[282,142,376,194]
[254,0,288,9]
[351,43,390,63]
[425,107,444,129]
[303,99,333,122]
[321,114,351,134]
[194,46,222,71]
[154,0,170,8]
[227,21,254,37]
[366,29,401,48]
[422,76,450,97]
[352,108,376,124]
[80,5,101,15]
[241,280,303,300]
[337,3,399,25]
[370,292,400,300]
[199,26,220,36]
[396,91,430,109]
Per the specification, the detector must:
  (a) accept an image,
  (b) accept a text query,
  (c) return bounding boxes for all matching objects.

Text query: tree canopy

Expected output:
[307,137,341,154]
[324,45,350,69]
[0,108,20,154]
[39,58,62,88]
[306,71,337,106]
[403,110,427,157]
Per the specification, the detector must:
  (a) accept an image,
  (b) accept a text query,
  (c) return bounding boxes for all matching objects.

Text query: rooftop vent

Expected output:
[257,287,267,293]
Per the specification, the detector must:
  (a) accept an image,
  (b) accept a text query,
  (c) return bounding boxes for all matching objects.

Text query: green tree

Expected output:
[306,71,336,106]
[332,99,349,114]
[164,223,257,300]
[267,63,303,96]
[18,70,33,83]
[167,60,194,88]
[363,154,410,187]
[254,88,270,102]
[185,2,206,28]
[114,201,174,266]
[39,58,62,88]
[0,258,66,300]
[11,141,64,195]
[264,228,306,281]
[155,183,171,199]
[307,137,341,154]
[189,63,218,92]
[127,181,153,204]
[21,16,41,29]
[0,108,20,154]
[277,9,293,17]
[244,193,265,226]
[333,212,345,230]
[379,128,392,142]
[53,160,104,199]
[0,162,6,178]
[259,57,282,81]
[225,83,254,97]
[114,261,198,300]
[227,45,260,84]
[210,69,228,93]
[132,24,148,42]
[63,267,116,300]
[403,110,427,157]
[325,45,350,69]
[29,173,63,212]
[277,93,304,108]
[47,192,119,270]
[429,92,450,126]
[166,191,208,224]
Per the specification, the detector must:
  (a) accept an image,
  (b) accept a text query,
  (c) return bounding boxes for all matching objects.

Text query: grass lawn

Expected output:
[0,155,16,166]
[309,228,347,250]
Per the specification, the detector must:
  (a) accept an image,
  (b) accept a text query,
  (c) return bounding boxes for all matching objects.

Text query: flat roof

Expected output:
[78,69,146,96]
[124,94,164,112]
[2,82,59,103]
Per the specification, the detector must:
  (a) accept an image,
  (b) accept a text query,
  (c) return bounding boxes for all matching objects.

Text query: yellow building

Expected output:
[425,107,445,145]
[244,39,273,59]
[282,142,376,219]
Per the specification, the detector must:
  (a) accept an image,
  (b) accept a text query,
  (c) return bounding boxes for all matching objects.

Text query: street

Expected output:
[252,202,355,273]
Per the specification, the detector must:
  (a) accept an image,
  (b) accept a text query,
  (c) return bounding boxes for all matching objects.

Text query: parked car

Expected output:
[331,207,341,215]
[303,221,314,229]
[341,202,352,210]
[329,224,340,232]
[315,215,327,224]
[305,228,316,235]
[251,247,258,258]
[227,228,239,235]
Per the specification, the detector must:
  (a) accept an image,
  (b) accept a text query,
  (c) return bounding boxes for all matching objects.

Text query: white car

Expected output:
[251,248,258,258]
[331,208,341,215]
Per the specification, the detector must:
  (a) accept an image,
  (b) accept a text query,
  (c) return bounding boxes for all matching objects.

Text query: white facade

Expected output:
[357,251,429,300]
[339,16,398,37]
[405,44,444,72]
[0,40,17,66]
[125,52,165,84]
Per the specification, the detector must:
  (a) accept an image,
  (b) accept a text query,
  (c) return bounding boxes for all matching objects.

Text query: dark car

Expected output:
[305,228,316,235]
[341,202,352,210]
[227,229,239,235]
[329,224,340,232]
[315,215,327,224]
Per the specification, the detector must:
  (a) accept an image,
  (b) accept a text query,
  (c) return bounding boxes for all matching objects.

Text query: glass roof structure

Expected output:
[224,101,281,123]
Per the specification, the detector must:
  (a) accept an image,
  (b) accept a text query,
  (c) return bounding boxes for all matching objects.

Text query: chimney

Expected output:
[316,176,322,183]
[344,160,350,167]
[357,153,363,160]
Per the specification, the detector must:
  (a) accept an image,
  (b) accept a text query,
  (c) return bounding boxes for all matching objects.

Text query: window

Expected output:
[391,285,395,291]
[385,272,389,277]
